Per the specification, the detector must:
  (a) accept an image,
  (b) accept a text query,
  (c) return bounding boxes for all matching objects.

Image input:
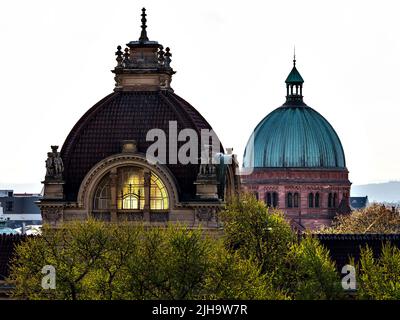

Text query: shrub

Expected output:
[8,220,272,300]
[357,243,400,299]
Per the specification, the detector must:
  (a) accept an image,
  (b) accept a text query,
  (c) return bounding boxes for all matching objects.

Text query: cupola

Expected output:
[112,8,175,92]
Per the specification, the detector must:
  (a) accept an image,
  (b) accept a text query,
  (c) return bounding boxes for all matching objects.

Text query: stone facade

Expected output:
[39,143,238,228]
[38,9,240,229]
[242,168,351,229]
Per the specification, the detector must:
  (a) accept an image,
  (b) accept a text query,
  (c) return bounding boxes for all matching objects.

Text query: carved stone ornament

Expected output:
[41,207,63,225]
[195,207,216,222]
[45,145,64,180]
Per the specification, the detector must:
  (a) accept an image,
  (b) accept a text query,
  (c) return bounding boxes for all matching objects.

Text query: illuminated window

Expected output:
[117,167,145,210]
[93,166,169,212]
[150,173,169,210]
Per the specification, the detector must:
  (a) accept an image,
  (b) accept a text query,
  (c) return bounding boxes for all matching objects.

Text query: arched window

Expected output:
[315,193,320,208]
[150,174,169,210]
[272,192,278,208]
[294,192,299,208]
[333,193,337,208]
[287,193,293,208]
[328,193,333,208]
[308,193,314,208]
[93,166,170,213]
[117,167,145,210]
[93,176,111,210]
[266,192,272,207]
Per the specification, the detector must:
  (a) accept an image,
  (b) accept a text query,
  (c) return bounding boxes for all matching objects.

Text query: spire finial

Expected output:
[293,45,296,66]
[139,7,149,43]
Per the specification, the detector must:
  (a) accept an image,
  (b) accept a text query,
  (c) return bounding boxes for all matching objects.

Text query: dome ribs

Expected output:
[60,91,215,202]
[244,104,346,169]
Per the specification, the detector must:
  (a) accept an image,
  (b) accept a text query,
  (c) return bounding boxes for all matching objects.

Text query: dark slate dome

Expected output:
[61,90,214,202]
[61,8,224,202]
[243,59,346,169]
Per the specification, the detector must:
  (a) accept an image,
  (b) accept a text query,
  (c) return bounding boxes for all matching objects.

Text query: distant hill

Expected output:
[351,181,400,203]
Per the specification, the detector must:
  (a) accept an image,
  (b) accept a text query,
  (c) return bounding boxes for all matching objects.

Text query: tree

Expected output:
[8,219,272,300]
[220,193,295,277]
[285,237,343,300]
[122,225,212,299]
[220,193,343,299]
[319,204,400,234]
[356,243,400,300]
[204,242,287,300]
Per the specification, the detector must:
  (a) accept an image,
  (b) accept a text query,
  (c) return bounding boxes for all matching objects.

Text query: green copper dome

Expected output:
[243,60,346,169]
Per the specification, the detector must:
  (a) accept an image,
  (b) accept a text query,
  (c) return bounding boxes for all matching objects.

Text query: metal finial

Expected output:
[293,45,296,66]
[139,7,149,42]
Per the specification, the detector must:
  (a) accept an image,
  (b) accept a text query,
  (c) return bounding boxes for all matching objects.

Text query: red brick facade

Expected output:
[241,168,351,229]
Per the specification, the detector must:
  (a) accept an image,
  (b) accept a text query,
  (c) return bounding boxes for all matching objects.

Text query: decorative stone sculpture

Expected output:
[115,45,123,68]
[164,47,172,68]
[194,145,219,199]
[45,145,64,180]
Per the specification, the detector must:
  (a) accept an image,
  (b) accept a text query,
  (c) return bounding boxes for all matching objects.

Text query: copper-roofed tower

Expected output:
[242,56,351,230]
[285,53,304,103]
[38,8,239,227]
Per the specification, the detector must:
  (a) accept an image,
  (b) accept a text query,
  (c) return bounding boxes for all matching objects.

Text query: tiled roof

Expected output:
[350,197,368,209]
[61,90,218,202]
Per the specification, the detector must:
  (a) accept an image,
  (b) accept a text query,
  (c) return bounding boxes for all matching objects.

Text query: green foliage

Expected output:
[319,204,400,234]
[356,243,400,299]
[122,226,211,299]
[285,237,343,299]
[220,193,295,275]
[220,193,342,300]
[8,220,271,300]
[204,244,287,300]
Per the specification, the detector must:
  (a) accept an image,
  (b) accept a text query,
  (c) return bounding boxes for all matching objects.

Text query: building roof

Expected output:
[350,196,369,210]
[243,61,346,169]
[285,65,304,84]
[61,90,218,202]
[0,193,41,214]
[60,9,225,203]
[243,104,346,168]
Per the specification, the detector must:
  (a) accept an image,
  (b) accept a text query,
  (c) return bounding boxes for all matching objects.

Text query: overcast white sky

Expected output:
[0,0,399,193]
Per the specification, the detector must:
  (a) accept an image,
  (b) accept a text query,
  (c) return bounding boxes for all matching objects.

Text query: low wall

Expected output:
[315,234,400,270]
[0,234,28,281]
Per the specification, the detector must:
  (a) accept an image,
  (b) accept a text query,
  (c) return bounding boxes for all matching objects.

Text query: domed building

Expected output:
[38,9,239,227]
[242,57,351,229]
